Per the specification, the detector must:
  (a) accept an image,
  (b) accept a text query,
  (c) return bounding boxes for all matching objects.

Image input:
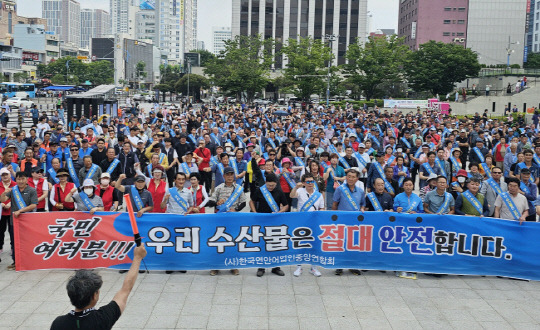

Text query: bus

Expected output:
[0,83,36,99]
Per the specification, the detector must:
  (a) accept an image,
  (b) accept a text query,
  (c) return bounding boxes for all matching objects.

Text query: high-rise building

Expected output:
[0,1,18,45]
[42,0,81,47]
[398,0,528,67]
[155,0,197,63]
[135,9,156,44]
[80,9,111,49]
[232,0,368,68]
[110,0,138,37]
[213,26,232,56]
[197,40,206,50]
[527,0,539,54]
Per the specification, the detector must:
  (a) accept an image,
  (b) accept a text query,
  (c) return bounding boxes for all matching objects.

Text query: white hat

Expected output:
[0,168,10,176]
[82,179,95,187]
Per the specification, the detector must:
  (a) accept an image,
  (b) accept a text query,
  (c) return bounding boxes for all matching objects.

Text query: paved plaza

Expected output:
[1,245,540,329]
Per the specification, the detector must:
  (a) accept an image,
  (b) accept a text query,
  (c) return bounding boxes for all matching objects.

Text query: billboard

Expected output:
[140,0,155,10]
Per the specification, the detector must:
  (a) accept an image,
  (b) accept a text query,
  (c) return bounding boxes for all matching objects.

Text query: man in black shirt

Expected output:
[51,244,147,330]
[249,173,289,277]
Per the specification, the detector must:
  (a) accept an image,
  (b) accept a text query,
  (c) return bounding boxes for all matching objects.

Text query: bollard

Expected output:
[523,103,527,113]
[492,102,496,113]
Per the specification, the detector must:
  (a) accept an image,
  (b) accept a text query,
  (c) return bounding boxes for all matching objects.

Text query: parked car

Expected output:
[5,97,35,108]
[253,99,272,105]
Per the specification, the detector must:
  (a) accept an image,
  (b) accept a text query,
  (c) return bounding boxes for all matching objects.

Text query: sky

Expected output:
[18,0,399,52]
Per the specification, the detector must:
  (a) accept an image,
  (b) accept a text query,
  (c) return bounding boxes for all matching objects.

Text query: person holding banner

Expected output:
[366,178,394,212]
[517,168,538,222]
[50,244,147,330]
[393,178,424,213]
[207,166,247,213]
[332,169,365,212]
[161,172,194,215]
[134,163,167,213]
[423,176,455,215]
[64,179,104,215]
[0,167,15,259]
[1,171,37,270]
[49,168,76,211]
[28,166,49,212]
[291,173,325,212]
[188,173,209,214]
[494,177,529,223]
[115,174,154,217]
[480,166,508,217]
[455,178,490,217]
[96,172,120,211]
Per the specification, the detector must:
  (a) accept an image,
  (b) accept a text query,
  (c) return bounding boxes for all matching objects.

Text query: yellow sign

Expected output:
[77,56,88,60]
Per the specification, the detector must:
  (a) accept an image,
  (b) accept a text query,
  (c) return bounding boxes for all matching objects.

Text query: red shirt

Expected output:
[194,147,211,171]
[148,179,166,213]
[0,180,16,216]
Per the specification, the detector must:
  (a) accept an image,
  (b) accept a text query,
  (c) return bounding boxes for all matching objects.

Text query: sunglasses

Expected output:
[304,180,315,184]
[269,153,276,156]
[492,171,502,174]
[71,149,79,151]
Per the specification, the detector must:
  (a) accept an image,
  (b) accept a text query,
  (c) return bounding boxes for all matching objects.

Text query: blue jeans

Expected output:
[326,191,334,210]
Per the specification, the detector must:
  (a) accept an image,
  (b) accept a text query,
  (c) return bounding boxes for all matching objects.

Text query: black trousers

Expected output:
[526,214,537,222]
[0,214,9,250]
[166,168,176,188]
[200,171,212,192]
[7,216,15,263]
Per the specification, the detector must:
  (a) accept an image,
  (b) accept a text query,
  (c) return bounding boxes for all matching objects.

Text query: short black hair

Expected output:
[402,177,414,186]
[507,177,520,186]
[265,173,278,183]
[176,172,187,180]
[15,171,28,179]
[66,270,103,309]
[189,172,201,182]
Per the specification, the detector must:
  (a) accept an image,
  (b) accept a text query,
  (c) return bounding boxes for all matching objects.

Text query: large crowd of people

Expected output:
[0,99,539,278]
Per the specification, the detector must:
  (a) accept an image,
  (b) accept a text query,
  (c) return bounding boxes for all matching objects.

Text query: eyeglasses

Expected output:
[304,180,315,184]
[269,153,276,156]
[71,149,79,151]
[492,172,502,174]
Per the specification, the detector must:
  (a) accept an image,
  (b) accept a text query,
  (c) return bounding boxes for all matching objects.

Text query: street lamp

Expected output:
[506,35,520,69]
[186,58,191,103]
[324,34,337,107]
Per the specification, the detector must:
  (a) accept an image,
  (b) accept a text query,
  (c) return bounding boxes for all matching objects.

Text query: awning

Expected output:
[42,86,76,91]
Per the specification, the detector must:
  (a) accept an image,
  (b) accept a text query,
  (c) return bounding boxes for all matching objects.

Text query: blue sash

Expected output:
[329,145,350,169]
[321,162,333,179]
[368,134,380,148]
[340,184,360,210]
[414,148,422,158]
[299,190,322,212]
[397,166,407,187]
[229,158,239,176]
[404,194,420,212]
[436,159,446,177]
[449,156,461,171]
[217,183,244,213]
[436,192,452,214]
[84,164,99,182]
[473,147,485,163]
[294,157,305,167]
[499,192,521,220]
[106,159,120,175]
[401,137,411,149]
[423,162,435,176]
[480,163,492,178]
[282,171,295,189]
[66,158,80,187]
[130,185,144,211]
[373,162,394,195]
[78,192,95,211]
[12,185,27,210]
[210,133,220,145]
[376,124,383,136]
[159,153,165,164]
[180,162,190,174]
[188,134,197,145]
[260,184,279,212]
[517,163,535,183]
[534,154,540,167]
[367,192,382,211]
[169,187,188,212]
[48,168,59,184]
[520,182,531,195]
[217,163,224,176]
[486,178,502,195]
[366,148,375,155]
[386,156,396,166]
[170,129,176,137]
[354,153,367,170]
[210,156,218,166]
[462,191,483,216]
[147,164,153,177]
[268,139,276,149]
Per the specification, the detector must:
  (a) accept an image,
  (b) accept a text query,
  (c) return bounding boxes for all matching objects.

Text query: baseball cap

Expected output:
[82,179,95,187]
[358,143,366,148]
[135,175,146,182]
[456,169,468,177]
[32,166,44,173]
[223,166,235,174]
[427,173,438,182]
[0,168,10,176]
[475,138,483,143]
[56,168,70,177]
[100,172,111,179]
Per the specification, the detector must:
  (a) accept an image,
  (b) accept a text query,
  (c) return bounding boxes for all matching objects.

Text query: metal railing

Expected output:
[479,68,540,77]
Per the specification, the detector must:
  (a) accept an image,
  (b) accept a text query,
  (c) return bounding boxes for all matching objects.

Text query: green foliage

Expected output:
[204,35,274,102]
[154,83,173,102]
[160,64,182,86]
[524,53,540,69]
[330,100,381,109]
[136,61,147,79]
[281,37,333,101]
[174,74,209,100]
[343,35,410,101]
[405,41,481,95]
[37,57,114,85]
[13,72,29,83]
[188,49,216,67]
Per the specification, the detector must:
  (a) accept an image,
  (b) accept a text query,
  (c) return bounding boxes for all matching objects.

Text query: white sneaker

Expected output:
[310,268,322,277]
[293,267,302,277]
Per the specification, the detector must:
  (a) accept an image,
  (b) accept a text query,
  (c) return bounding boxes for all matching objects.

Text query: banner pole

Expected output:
[124,194,141,247]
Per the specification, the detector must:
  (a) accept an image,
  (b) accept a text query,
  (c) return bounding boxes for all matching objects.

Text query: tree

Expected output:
[405,41,481,96]
[159,64,182,85]
[343,35,410,100]
[51,73,65,85]
[154,83,173,102]
[174,74,209,101]
[13,72,29,83]
[36,56,114,85]
[136,61,147,79]
[188,49,216,67]
[281,37,333,101]
[86,60,114,85]
[524,52,540,69]
[204,35,274,102]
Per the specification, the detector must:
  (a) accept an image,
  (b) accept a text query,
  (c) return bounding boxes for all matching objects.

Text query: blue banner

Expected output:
[100,211,540,280]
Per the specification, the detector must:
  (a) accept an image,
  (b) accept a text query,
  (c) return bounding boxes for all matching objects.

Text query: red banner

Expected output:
[13,212,134,271]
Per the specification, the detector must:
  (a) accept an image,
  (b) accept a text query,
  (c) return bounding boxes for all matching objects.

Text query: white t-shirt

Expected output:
[296,188,325,211]
[494,193,529,220]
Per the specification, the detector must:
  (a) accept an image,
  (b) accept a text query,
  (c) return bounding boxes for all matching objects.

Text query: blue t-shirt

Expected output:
[333,184,366,211]
[325,165,345,193]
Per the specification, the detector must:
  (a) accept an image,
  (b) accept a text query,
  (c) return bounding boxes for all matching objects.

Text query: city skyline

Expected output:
[17,0,399,51]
